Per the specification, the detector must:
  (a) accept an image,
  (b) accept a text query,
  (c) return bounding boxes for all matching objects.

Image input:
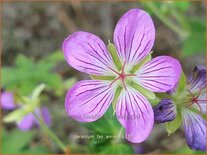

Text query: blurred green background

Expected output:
[1,1,206,154]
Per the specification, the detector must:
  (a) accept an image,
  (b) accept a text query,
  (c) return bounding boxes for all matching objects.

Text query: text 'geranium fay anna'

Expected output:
[62,9,181,143]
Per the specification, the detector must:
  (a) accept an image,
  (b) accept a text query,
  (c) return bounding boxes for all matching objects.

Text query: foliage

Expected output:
[82,106,134,154]
[168,146,205,154]
[2,128,49,154]
[2,51,64,96]
[166,111,182,135]
[142,1,205,56]
[182,18,206,56]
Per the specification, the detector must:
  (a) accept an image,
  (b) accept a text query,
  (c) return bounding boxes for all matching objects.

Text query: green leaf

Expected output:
[45,50,64,62]
[2,129,35,153]
[100,144,134,154]
[3,108,29,123]
[31,83,46,101]
[82,106,121,135]
[182,18,206,56]
[167,146,205,154]
[174,1,190,12]
[2,53,64,96]
[166,110,182,134]
[15,54,34,69]
[2,128,49,154]
[21,145,50,154]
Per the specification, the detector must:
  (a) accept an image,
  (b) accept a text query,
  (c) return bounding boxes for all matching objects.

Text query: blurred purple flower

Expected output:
[1,91,51,131]
[17,106,51,131]
[153,65,206,151]
[1,92,16,110]
[62,9,181,143]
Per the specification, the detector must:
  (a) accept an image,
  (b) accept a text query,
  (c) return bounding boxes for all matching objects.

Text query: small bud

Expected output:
[153,99,177,123]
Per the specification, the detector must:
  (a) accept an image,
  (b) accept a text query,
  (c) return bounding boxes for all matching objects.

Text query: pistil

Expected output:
[108,62,136,90]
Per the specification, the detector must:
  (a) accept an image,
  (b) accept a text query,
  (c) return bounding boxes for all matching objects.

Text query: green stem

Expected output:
[144,2,188,39]
[33,112,67,153]
[113,126,124,144]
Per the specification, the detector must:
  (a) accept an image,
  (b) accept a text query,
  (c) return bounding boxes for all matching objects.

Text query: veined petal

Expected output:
[135,56,181,92]
[153,99,177,123]
[182,109,206,151]
[1,92,16,110]
[65,80,115,122]
[116,88,154,143]
[17,113,36,131]
[188,65,206,114]
[62,31,115,76]
[191,91,206,114]
[113,9,155,66]
[188,65,206,92]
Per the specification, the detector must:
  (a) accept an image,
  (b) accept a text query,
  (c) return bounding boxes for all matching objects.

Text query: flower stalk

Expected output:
[32,112,67,153]
[113,126,124,144]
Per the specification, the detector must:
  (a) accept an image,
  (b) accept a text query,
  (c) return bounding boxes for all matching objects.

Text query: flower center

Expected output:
[108,61,136,90]
[186,87,204,113]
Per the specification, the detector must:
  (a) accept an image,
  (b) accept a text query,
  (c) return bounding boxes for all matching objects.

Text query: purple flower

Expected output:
[154,65,206,151]
[1,92,16,110]
[62,9,181,143]
[18,106,51,131]
[1,91,51,131]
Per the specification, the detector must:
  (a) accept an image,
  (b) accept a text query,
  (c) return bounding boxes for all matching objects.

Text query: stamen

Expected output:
[121,80,127,90]
[196,87,202,99]
[186,87,203,114]
[107,61,136,89]
[108,66,120,75]
[109,77,120,87]
[121,61,126,74]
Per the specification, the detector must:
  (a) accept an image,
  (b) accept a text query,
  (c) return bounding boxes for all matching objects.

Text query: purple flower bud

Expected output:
[17,107,51,131]
[153,99,177,123]
[1,91,16,110]
[1,91,51,131]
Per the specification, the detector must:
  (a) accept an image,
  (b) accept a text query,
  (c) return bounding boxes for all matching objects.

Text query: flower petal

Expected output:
[41,107,51,126]
[188,65,206,114]
[62,31,115,76]
[17,113,35,131]
[113,9,155,66]
[182,109,206,151]
[188,65,206,92]
[34,107,51,126]
[65,80,115,122]
[153,99,177,123]
[135,56,181,92]
[1,92,16,110]
[116,88,154,143]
